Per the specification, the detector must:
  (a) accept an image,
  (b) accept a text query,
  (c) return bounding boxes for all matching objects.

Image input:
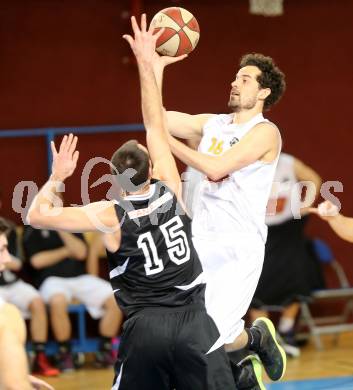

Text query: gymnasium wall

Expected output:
[1,0,353,277]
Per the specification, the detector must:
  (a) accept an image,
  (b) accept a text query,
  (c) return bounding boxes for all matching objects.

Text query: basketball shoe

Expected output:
[232,354,265,390]
[32,351,60,377]
[250,317,287,381]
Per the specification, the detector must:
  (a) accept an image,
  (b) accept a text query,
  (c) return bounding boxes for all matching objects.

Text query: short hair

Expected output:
[110,140,150,191]
[240,53,286,110]
[0,218,10,236]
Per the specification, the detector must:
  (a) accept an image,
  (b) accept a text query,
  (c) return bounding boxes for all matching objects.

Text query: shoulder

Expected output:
[251,121,281,142]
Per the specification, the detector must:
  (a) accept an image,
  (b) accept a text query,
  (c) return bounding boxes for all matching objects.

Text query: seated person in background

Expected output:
[86,232,110,279]
[249,153,322,356]
[0,217,54,390]
[23,226,122,371]
[86,232,125,328]
[310,200,353,243]
[0,219,59,377]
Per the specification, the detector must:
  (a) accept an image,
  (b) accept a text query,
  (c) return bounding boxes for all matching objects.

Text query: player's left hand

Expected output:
[51,133,79,182]
[29,374,55,390]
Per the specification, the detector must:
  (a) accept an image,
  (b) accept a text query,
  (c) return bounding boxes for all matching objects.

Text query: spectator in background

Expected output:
[86,232,110,278]
[0,187,58,377]
[249,153,322,357]
[23,226,121,371]
[0,217,54,390]
[86,231,124,323]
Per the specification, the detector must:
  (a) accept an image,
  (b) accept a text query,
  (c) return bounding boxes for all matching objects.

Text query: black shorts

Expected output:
[112,304,235,390]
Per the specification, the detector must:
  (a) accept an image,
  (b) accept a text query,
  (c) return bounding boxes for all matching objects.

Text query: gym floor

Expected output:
[41,332,353,389]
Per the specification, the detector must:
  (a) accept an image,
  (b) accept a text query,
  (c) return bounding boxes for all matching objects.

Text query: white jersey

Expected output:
[192,113,280,242]
[182,166,204,218]
[265,153,301,226]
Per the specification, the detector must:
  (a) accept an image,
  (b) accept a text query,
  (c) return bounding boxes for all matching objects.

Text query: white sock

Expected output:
[278,317,295,333]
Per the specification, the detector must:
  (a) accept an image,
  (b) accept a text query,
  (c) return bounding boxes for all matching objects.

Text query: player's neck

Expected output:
[232,107,263,124]
[124,182,150,197]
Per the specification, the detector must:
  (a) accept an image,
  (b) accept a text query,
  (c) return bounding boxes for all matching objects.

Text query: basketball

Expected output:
[151,7,200,57]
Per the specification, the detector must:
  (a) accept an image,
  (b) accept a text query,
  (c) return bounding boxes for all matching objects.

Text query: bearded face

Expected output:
[228,65,263,112]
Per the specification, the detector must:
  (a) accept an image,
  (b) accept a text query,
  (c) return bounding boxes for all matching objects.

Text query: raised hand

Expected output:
[51,133,79,181]
[308,200,340,220]
[123,14,164,64]
[123,14,187,67]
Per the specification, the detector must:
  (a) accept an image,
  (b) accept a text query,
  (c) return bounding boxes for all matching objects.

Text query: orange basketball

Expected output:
[151,7,200,57]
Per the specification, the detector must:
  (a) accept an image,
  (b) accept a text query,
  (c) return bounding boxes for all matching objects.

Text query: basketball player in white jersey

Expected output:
[152,52,287,387]
[0,218,54,390]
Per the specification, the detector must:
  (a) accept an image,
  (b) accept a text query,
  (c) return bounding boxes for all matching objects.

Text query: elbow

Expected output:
[30,258,43,270]
[206,166,228,182]
[26,209,45,229]
[206,172,221,182]
[26,209,39,226]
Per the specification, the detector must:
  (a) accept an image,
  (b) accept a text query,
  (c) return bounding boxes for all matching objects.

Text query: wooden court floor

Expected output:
[43,332,353,390]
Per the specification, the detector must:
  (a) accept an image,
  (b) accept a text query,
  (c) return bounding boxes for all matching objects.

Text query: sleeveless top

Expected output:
[193,113,280,242]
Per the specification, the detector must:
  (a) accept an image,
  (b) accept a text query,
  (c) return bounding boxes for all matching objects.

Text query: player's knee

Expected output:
[29,296,46,314]
[104,295,118,310]
[49,294,68,311]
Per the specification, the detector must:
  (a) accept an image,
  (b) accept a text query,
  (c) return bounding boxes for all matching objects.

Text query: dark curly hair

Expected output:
[240,53,286,110]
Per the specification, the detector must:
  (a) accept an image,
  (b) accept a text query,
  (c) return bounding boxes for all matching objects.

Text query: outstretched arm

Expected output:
[309,200,353,243]
[149,28,212,140]
[123,15,181,196]
[27,134,119,234]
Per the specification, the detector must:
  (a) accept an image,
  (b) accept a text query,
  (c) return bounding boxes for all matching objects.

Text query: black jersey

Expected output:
[23,228,86,288]
[106,180,205,318]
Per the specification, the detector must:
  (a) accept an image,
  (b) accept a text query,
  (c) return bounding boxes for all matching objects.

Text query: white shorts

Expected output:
[193,233,265,351]
[0,280,41,319]
[40,275,114,319]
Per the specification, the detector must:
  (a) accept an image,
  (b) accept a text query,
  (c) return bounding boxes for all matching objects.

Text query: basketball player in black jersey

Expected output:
[27,15,235,390]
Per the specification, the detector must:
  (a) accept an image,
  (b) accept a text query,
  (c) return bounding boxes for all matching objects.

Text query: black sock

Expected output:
[100,336,112,352]
[58,341,71,354]
[227,348,250,365]
[246,327,261,352]
[33,342,46,354]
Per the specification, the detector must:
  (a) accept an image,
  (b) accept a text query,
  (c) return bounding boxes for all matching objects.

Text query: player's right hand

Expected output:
[151,51,188,74]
